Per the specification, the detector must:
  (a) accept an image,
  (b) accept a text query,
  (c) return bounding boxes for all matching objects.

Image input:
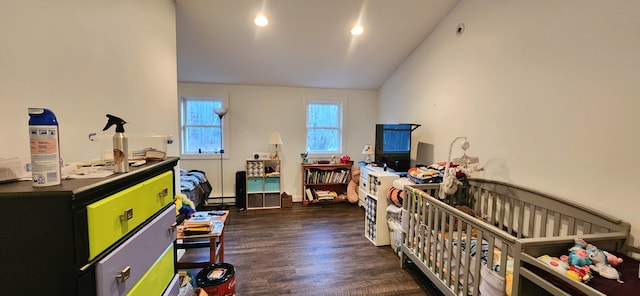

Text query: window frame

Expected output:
[305,98,344,155]
[179,96,230,160]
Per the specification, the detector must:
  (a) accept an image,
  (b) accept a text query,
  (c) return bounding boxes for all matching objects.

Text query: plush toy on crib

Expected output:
[583,241,624,267]
[589,249,624,283]
[561,238,592,267]
[539,254,593,283]
[441,167,462,196]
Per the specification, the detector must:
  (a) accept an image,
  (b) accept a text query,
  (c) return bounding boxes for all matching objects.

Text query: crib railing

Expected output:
[401,179,631,296]
[402,183,518,296]
[466,179,630,240]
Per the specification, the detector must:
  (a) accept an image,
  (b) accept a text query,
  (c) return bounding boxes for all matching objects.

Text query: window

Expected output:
[180,97,224,155]
[306,100,343,153]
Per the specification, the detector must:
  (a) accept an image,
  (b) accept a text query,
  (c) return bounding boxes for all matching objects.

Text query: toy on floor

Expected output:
[346,166,360,203]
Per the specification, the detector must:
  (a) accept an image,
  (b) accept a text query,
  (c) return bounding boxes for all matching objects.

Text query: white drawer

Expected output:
[95,205,176,296]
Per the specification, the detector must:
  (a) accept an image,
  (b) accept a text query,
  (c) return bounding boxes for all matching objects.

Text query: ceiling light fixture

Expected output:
[351,24,364,36]
[254,14,268,27]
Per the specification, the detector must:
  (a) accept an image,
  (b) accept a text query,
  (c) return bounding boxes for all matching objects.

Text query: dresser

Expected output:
[0,157,180,296]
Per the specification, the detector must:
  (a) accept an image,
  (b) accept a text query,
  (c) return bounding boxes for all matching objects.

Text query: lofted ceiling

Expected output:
[176,0,460,90]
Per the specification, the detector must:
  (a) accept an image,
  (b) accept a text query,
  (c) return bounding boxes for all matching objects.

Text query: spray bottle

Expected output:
[102,114,129,173]
[28,108,62,186]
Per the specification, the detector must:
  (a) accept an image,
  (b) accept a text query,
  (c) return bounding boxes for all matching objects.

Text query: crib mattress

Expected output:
[526,251,640,295]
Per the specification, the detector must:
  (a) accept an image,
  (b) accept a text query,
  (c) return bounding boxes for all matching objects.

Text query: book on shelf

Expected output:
[304,168,350,184]
[314,189,337,201]
[305,188,316,201]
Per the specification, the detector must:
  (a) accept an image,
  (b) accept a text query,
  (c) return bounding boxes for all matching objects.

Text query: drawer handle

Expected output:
[119,208,134,221]
[158,187,168,198]
[116,266,131,282]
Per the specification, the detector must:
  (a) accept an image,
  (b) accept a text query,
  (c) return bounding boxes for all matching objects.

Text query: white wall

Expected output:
[178,82,378,202]
[0,0,178,162]
[380,0,640,242]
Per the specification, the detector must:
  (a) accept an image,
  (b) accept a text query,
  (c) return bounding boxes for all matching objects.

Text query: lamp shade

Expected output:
[362,144,374,155]
[214,108,228,118]
[270,132,283,145]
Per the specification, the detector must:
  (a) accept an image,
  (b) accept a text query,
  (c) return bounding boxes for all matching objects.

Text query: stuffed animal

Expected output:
[386,187,404,208]
[602,251,624,266]
[453,205,475,231]
[174,193,196,224]
[174,193,196,216]
[440,167,462,198]
[564,238,592,267]
[346,167,360,204]
[589,249,624,283]
[583,241,624,267]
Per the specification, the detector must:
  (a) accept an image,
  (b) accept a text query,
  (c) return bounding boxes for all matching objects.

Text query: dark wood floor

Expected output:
[203,202,444,296]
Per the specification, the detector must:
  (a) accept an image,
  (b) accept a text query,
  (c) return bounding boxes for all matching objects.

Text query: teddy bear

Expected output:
[589,249,624,283]
[346,166,360,204]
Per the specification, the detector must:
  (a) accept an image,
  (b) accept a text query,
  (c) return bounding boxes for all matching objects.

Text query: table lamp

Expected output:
[362,144,374,163]
[270,132,283,159]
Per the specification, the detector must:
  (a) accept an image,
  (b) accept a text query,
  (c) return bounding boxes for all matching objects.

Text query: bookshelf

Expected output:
[301,162,353,206]
[246,159,281,209]
[364,171,398,246]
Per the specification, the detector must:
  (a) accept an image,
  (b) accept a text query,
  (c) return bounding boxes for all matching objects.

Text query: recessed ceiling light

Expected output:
[351,24,364,36]
[254,14,268,27]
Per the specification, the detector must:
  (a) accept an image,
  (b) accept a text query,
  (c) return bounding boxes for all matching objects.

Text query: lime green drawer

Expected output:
[87,171,174,260]
[141,171,174,209]
[127,244,175,296]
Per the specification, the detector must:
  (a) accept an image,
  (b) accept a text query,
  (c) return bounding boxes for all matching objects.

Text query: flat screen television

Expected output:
[374,124,419,172]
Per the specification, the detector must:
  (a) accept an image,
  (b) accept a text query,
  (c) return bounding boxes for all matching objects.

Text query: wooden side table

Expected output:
[175,210,229,269]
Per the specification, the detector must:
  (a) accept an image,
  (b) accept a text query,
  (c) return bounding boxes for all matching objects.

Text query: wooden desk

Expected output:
[175,210,229,269]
